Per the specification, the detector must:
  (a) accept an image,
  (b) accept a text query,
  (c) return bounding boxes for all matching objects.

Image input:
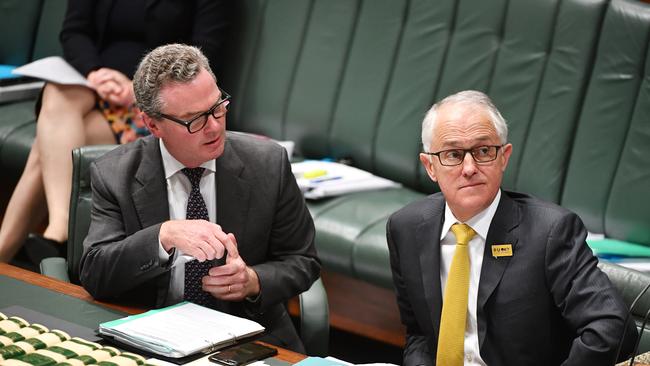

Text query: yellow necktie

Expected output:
[436,223,476,366]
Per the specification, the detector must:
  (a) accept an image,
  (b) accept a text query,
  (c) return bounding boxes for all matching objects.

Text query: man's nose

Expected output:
[204,113,222,132]
[461,152,478,176]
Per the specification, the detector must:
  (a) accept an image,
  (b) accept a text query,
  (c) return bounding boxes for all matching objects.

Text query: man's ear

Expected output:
[141,113,162,137]
[500,143,513,172]
[419,153,438,182]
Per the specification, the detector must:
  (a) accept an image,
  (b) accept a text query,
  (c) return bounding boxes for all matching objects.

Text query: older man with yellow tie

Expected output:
[386,90,636,365]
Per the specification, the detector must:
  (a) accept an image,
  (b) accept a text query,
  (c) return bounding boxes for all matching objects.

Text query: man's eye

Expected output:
[475,146,490,156]
[445,150,463,160]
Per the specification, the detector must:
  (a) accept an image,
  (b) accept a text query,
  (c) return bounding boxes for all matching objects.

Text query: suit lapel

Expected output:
[416,196,445,340]
[132,137,169,228]
[476,192,520,348]
[215,139,251,255]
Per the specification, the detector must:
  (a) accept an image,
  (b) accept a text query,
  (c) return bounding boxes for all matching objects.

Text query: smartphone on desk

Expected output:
[209,342,278,366]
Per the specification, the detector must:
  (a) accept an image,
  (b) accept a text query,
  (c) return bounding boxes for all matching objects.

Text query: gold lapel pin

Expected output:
[491,244,513,258]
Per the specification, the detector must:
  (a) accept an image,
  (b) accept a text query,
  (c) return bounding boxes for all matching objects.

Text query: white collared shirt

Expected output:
[439,189,501,366]
[157,139,217,305]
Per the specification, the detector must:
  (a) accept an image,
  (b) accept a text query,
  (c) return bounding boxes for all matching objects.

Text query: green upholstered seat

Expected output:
[219,0,650,285]
[0,0,66,180]
[2,0,650,312]
[599,261,650,353]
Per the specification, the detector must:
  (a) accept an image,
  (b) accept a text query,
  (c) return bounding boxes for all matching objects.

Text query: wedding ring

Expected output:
[227,285,232,293]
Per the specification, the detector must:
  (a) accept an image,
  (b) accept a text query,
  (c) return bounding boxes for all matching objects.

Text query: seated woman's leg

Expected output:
[0,146,47,262]
[37,83,114,242]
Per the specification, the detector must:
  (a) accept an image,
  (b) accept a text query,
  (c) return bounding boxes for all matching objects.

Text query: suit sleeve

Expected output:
[60,0,103,77]
[387,216,434,366]
[250,147,321,311]
[545,212,637,365]
[79,161,169,300]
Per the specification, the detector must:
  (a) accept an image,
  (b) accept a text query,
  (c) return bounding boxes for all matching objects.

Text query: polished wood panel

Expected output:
[0,263,304,363]
[0,262,139,314]
[322,271,405,347]
[289,271,405,347]
[289,270,405,348]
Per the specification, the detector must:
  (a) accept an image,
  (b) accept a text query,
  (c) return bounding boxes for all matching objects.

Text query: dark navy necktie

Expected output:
[182,167,214,307]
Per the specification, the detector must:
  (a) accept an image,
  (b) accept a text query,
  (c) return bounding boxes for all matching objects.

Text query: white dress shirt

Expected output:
[157,139,217,305]
[439,189,501,366]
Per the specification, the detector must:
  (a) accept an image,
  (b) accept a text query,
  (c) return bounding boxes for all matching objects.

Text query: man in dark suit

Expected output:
[79,44,320,353]
[387,90,636,365]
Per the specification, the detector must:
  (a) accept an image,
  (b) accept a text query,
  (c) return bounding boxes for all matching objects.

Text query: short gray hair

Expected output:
[133,43,216,119]
[421,90,508,152]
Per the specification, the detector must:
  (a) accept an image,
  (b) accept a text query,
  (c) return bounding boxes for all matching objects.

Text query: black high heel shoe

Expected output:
[23,233,67,266]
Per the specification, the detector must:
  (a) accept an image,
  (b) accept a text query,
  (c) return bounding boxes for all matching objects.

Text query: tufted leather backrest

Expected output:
[222,0,650,244]
[67,145,117,284]
[0,0,43,65]
[562,0,650,241]
[31,0,66,60]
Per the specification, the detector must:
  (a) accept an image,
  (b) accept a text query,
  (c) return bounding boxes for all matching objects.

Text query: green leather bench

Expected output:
[0,0,66,182]
[2,0,650,346]
[218,0,650,288]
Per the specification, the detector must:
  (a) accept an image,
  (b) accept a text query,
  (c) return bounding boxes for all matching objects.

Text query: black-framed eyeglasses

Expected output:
[423,145,504,166]
[159,88,231,134]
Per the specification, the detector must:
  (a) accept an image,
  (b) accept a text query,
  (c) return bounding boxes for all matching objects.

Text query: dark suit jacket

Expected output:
[387,190,637,366]
[60,0,230,78]
[79,132,320,352]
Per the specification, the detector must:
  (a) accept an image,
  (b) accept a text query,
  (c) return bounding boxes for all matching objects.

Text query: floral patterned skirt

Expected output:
[96,99,150,144]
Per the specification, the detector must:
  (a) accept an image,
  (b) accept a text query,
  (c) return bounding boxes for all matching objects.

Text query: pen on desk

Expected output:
[311,176,342,183]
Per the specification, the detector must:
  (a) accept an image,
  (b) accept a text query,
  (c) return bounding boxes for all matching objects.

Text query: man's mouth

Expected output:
[204,136,220,146]
[460,182,484,189]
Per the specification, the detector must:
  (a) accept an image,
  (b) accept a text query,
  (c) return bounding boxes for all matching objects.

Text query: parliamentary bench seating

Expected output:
[1,0,650,348]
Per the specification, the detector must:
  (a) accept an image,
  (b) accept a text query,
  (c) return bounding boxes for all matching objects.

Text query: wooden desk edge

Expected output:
[0,263,305,363]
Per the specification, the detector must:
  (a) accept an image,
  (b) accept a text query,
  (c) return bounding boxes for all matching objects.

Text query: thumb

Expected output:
[225,233,239,260]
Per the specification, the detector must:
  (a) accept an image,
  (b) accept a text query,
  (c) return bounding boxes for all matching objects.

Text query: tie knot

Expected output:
[450,223,476,246]
[182,167,205,188]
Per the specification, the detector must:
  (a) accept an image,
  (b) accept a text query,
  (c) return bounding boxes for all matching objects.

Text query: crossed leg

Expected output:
[0,83,116,262]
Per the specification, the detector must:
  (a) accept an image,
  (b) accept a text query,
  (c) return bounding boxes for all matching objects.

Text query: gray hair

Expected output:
[421,90,508,152]
[133,43,216,119]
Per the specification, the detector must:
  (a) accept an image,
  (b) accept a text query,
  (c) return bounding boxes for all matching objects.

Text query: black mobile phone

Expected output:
[208,342,278,366]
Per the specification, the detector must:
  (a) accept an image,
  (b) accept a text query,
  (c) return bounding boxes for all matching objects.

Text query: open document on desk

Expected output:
[292,160,401,200]
[98,302,264,359]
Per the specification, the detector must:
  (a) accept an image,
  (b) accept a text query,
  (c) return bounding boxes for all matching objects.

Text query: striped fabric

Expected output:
[0,315,153,366]
[0,318,29,336]
[0,331,70,361]
[0,325,49,347]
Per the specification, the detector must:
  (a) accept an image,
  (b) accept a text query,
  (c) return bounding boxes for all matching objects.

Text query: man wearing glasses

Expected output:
[79,44,320,353]
[387,90,635,365]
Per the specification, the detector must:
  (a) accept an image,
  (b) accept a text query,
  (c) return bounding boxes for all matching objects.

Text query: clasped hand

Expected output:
[160,220,260,301]
[87,68,135,106]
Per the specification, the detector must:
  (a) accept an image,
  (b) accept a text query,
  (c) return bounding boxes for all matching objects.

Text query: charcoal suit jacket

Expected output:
[80,132,320,352]
[387,190,636,365]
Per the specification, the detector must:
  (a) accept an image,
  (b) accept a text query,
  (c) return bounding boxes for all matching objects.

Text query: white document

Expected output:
[99,302,265,358]
[292,160,401,200]
[13,56,90,87]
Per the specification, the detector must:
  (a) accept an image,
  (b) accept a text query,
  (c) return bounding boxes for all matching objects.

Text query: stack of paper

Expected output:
[588,237,650,272]
[292,160,401,200]
[98,302,265,358]
[12,56,89,86]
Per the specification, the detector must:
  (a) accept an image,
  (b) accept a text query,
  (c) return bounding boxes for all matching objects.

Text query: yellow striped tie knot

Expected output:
[450,223,476,247]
